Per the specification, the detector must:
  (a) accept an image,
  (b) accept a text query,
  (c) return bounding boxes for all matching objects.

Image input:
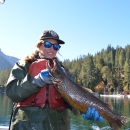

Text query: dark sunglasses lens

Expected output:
[44,41,52,48]
[44,41,60,50]
[53,44,61,50]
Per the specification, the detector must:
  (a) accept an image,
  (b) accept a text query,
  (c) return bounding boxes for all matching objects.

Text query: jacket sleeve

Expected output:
[6,60,40,102]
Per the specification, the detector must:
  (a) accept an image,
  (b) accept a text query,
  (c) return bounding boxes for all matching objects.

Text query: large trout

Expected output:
[47,59,130,130]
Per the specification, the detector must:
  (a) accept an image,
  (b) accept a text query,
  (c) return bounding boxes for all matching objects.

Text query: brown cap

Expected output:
[39,30,65,44]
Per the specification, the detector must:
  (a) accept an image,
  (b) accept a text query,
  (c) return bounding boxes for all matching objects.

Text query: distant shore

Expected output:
[100,94,130,98]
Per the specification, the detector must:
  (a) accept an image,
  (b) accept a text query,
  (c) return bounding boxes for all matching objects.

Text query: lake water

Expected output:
[0,93,130,130]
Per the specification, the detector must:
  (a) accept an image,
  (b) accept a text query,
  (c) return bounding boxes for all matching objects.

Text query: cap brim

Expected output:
[40,37,65,44]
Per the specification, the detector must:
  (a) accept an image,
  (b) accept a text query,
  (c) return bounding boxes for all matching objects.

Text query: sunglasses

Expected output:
[43,41,61,51]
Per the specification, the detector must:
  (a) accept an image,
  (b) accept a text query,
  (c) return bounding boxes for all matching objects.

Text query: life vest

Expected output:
[16,59,66,110]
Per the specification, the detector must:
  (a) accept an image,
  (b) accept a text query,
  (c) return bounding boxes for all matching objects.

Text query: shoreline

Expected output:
[100,94,130,98]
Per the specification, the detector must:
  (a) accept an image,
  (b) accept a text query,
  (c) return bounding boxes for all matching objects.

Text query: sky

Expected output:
[0,0,130,61]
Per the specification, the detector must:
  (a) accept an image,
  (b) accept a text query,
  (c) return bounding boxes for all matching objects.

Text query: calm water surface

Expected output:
[0,93,130,130]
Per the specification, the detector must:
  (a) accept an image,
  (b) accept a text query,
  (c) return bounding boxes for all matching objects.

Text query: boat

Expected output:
[0,126,8,130]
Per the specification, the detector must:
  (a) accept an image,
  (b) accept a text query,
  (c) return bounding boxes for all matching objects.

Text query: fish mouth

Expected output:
[46,59,57,73]
[46,59,62,84]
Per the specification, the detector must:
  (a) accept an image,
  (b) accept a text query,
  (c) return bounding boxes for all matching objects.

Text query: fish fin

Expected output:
[107,104,113,111]
[72,108,80,116]
[109,122,120,130]
[109,116,130,130]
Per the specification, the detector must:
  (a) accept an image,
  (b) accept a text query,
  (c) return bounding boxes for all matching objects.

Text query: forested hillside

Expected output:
[62,45,130,94]
[0,68,11,86]
[1,45,130,94]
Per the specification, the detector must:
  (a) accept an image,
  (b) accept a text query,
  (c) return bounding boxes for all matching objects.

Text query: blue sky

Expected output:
[0,0,130,61]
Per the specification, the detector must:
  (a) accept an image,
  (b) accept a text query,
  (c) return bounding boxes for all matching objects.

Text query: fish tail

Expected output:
[109,116,130,130]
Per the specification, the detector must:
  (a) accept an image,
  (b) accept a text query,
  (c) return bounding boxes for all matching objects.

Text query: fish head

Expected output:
[47,59,64,79]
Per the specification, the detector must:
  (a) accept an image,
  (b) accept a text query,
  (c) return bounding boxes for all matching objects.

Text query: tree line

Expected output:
[0,68,11,86]
[62,44,130,94]
[0,44,130,94]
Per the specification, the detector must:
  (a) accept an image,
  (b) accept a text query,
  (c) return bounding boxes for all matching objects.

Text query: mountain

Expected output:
[0,49,19,69]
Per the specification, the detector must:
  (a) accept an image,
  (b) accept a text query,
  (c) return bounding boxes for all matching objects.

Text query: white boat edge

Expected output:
[0,126,9,130]
[0,126,8,128]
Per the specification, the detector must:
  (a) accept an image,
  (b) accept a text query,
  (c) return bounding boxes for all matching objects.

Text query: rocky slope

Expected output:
[0,49,19,69]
